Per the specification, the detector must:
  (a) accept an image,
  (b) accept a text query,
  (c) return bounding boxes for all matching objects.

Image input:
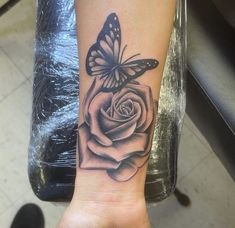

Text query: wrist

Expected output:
[73,166,148,202]
[58,170,150,227]
[59,196,150,228]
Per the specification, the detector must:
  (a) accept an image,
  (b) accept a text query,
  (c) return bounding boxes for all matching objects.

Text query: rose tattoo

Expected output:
[78,13,159,181]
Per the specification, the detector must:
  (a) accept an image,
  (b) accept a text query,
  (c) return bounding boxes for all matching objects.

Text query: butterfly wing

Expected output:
[102,59,159,92]
[86,13,121,76]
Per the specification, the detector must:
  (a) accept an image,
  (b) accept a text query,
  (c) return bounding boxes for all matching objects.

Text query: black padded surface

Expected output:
[188,0,235,133]
[29,0,185,202]
[187,0,235,179]
[212,0,235,29]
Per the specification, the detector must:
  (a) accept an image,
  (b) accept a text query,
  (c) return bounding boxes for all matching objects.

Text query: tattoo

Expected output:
[78,13,159,181]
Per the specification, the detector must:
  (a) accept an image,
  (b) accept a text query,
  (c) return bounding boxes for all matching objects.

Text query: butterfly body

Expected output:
[86,13,159,92]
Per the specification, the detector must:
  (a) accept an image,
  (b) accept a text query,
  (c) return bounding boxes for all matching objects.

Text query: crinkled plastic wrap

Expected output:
[145,0,187,202]
[28,0,186,202]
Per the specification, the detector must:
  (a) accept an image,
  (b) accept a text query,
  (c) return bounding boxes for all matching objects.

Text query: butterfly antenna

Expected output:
[120,45,127,63]
[122,53,141,64]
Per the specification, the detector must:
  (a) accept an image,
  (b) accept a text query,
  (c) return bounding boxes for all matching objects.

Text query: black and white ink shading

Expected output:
[86,13,159,92]
[78,13,159,182]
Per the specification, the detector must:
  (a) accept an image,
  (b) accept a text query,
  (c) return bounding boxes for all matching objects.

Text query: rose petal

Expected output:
[136,112,156,157]
[129,154,149,168]
[113,91,147,131]
[88,133,148,162]
[88,92,113,146]
[104,102,141,141]
[78,123,120,169]
[112,87,135,106]
[105,122,137,141]
[107,162,138,182]
[113,99,134,119]
[99,108,136,131]
[126,83,154,132]
[84,78,103,123]
[106,154,149,182]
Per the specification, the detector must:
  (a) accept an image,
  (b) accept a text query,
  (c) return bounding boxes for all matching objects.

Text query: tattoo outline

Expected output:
[78,13,159,181]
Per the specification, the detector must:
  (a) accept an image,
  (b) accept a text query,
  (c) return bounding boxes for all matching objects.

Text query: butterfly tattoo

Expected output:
[86,13,159,92]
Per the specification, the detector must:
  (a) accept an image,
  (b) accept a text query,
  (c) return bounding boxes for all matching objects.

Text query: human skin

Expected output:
[58,1,176,227]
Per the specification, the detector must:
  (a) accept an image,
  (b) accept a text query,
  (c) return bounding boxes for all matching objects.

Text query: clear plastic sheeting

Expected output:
[28,0,186,202]
[145,0,187,202]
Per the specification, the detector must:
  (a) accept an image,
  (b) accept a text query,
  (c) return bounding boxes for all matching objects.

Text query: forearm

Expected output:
[59,1,176,227]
